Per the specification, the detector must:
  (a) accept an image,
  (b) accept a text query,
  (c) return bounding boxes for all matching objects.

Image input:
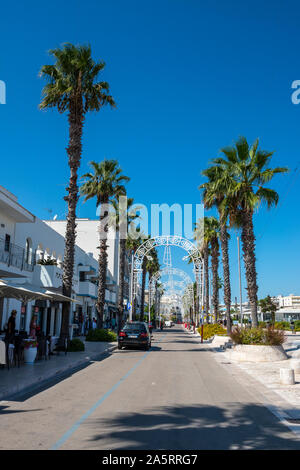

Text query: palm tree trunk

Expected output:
[61,96,84,340]
[140,257,147,322]
[241,209,258,328]
[96,201,109,329]
[211,239,219,323]
[219,217,232,334]
[117,237,126,332]
[203,246,209,323]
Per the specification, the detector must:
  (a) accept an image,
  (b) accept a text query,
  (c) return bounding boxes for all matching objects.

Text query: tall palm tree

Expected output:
[80,160,129,327]
[138,236,150,322]
[204,217,220,323]
[126,229,145,320]
[110,198,139,330]
[200,167,232,334]
[143,249,160,322]
[211,136,288,327]
[40,43,115,339]
[194,218,213,322]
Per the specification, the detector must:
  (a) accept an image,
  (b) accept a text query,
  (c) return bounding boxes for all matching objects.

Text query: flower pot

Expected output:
[24,346,37,364]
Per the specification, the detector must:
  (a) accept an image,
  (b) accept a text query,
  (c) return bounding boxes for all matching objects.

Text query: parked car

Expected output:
[118,322,151,351]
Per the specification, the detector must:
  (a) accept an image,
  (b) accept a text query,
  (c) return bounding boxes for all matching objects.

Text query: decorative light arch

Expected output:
[132,236,203,321]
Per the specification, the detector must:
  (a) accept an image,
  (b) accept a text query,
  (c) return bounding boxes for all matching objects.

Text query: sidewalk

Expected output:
[183,325,300,431]
[0,339,117,401]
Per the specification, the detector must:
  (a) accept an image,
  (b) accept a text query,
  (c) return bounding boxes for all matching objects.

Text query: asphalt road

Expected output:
[1,326,300,450]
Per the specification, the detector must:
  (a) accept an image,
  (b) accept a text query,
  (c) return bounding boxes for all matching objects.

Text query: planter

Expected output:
[24,346,37,364]
[229,344,287,362]
[212,335,231,346]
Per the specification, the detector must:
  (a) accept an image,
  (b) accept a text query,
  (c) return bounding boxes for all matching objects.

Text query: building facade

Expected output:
[0,187,99,337]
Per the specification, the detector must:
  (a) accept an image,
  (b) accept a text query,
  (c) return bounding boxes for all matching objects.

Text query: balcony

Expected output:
[79,280,97,298]
[0,237,35,273]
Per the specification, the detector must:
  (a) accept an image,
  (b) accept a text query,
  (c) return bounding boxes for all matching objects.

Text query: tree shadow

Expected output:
[0,405,42,415]
[86,403,300,450]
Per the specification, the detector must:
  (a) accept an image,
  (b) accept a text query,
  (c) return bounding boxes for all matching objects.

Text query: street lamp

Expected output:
[237,235,243,328]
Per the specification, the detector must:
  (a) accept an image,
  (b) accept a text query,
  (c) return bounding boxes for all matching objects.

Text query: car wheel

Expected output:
[118,344,122,350]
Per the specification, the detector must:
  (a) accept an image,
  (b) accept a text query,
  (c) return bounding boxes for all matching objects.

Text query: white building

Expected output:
[0,186,99,336]
[275,295,300,309]
[46,218,132,325]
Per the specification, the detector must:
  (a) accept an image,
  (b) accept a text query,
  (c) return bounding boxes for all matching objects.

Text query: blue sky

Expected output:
[0,0,300,301]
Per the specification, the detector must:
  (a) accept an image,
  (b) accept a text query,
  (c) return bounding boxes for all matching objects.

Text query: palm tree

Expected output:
[110,198,139,330]
[126,229,145,320]
[143,249,160,322]
[138,236,150,322]
[193,218,212,323]
[40,43,115,339]
[80,160,129,327]
[204,217,220,323]
[211,136,288,327]
[200,167,232,334]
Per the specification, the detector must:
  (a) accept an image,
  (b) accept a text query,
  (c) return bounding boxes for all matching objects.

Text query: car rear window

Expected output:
[124,323,146,331]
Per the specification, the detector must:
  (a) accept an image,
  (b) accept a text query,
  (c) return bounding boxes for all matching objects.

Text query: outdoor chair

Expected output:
[53,336,68,356]
[14,335,25,367]
[37,333,48,360]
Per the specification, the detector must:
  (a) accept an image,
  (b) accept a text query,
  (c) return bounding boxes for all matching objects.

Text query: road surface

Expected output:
[0,326,299,450]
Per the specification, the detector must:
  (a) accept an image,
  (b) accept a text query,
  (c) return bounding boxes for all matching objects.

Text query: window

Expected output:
[25,238,32,264]
[4,234,10,252]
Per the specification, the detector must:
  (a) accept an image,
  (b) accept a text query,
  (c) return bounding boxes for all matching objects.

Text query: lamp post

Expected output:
[129,251,134,322]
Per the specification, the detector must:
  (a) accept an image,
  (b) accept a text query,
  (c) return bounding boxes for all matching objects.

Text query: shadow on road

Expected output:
[87,403,300,450]
[0,405,42,415]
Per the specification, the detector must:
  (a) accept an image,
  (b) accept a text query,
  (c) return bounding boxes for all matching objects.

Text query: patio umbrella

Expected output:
[0,280,50,303]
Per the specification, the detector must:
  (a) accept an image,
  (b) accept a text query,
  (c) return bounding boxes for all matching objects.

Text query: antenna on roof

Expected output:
[53,214,58,220]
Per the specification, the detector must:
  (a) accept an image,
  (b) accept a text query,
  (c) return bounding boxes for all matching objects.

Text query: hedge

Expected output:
[85,328,117,342]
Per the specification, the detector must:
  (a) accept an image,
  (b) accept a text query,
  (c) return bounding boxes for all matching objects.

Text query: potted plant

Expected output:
[23,339,38,364]
[229,327,287,362]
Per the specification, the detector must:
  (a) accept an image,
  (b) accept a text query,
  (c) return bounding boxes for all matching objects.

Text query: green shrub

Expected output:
[258,321,266,329]
[230,327,285,346]
[197,323,227,340]
[85,328,117,342]
[274,321,290,330]
[67,338,85,352]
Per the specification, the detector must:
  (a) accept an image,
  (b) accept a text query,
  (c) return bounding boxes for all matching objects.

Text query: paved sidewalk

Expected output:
[183,326,300,432]
[0,339,117,401]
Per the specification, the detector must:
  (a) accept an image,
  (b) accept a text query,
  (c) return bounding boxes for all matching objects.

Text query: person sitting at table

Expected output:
[5,310,17,341]
[29,314,37,338]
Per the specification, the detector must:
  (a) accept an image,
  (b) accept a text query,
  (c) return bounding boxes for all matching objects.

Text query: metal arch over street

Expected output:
[132,235,204,324]
[134,236,202,274]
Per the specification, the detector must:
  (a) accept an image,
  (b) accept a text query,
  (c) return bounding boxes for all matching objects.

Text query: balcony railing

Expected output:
[0,237,35,272]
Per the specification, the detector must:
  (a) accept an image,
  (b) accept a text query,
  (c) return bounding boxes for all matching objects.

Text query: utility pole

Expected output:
[129,251,134,322]
[237,236,243,328]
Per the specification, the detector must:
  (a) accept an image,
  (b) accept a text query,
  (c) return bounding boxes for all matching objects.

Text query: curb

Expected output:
[0,344,117,401]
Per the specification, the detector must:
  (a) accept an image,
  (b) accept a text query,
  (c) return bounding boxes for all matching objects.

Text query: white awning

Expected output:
[0,280,50,303]
[44,290,77,303]
[0,280,76,303]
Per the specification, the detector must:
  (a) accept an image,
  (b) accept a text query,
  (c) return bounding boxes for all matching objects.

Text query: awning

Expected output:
[0,280,50,303]
[44,290,77,303]
[0,280,76,303]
